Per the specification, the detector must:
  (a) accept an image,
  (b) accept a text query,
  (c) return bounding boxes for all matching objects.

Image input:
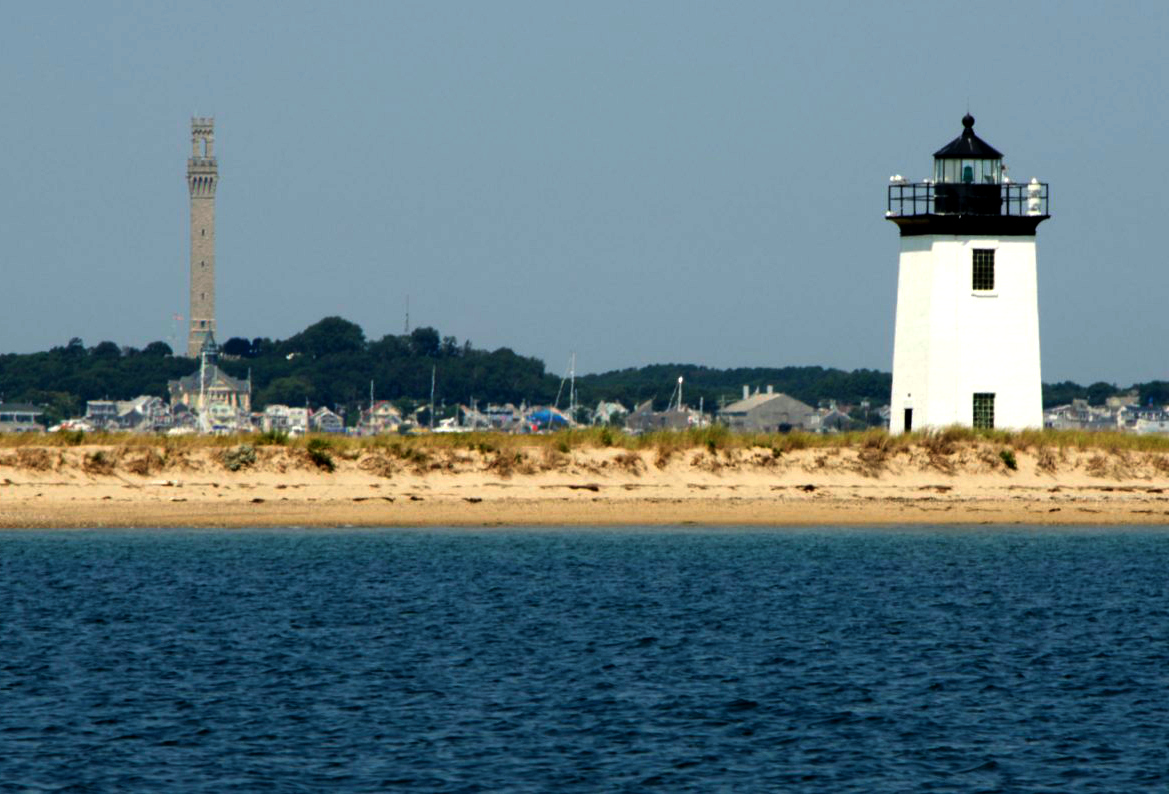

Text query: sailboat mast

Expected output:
[429,365,436,430]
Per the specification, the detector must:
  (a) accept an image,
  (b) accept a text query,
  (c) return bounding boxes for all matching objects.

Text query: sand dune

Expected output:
[1,439,1168,528]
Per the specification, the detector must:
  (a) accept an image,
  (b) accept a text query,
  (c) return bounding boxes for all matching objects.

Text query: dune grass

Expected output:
[4,425,1169,456]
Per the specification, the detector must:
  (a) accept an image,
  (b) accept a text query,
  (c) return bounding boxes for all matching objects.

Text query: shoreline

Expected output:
[2,440,1169,528]
[1,497,1167,529]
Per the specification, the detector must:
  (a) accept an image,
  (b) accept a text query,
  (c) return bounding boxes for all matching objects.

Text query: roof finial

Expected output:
[962,112,975,135]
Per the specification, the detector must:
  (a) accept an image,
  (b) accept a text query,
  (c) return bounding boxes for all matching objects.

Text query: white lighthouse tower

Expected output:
[887,114,1049,433]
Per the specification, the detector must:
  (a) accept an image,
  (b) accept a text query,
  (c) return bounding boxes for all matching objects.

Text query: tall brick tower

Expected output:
[187,117,218,357]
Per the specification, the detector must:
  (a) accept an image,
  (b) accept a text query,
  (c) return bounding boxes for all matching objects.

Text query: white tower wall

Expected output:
[889,234,1042,432]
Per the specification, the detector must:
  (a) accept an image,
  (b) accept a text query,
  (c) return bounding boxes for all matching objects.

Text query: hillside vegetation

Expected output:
[1,316,1166,425]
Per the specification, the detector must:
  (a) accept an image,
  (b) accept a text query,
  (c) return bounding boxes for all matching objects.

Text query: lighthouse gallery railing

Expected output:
[887,181,1049,217]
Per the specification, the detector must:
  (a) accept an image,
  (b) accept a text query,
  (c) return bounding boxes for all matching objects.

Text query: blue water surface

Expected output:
[2,527,1168,792]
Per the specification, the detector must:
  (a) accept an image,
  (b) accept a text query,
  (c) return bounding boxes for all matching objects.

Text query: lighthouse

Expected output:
[887,115,1049,433]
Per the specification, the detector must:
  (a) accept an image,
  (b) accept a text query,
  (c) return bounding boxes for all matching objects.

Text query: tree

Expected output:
[410,327,441,358]
[1086,381,1117,406]
[56,337,86,359]
[284,317,365,358]
[257,376,316,408]
[90,341,121,360]
[221,337,252,357]
[142,341,173,357]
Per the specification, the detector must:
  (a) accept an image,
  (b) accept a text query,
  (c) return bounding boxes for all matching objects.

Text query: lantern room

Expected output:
[932,114,1003,214]
[933,114,1003,185]
[886,114,1049,233]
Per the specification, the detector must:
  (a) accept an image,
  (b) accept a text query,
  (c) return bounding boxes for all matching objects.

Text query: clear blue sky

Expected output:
[2,1,1166,384]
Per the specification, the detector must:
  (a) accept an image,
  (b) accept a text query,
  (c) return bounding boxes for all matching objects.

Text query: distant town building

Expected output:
[168,339,251,415]
[483,403,522,430]
[719,388,817,433]
[359,400,404,434]
[115,396,173,433]
[625,400,700,433]
[85,400,119,428]
[1118,404,1169,433]
[311,407,345,433]
[261,405,292,434]
[591,401,628,426]
[1045,399,1116,431]
[1106,391,1141,410]
[286,407,310,435]
[1134,410,1169,435]
[0,403,43,433]
[815,407,853,434]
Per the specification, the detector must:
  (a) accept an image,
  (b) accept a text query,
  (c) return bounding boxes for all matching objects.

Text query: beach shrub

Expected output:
[55,429,86,446]
[999,448,1018,471]
[223,444,257,472]
[306,438,335,472]
[16,448,53,471]
[256,429,289,446]
[83,450,115,476]
[614,450,644,474]
[599,427,615,447]
[122,449,164,476]
[1036,446,1058,473]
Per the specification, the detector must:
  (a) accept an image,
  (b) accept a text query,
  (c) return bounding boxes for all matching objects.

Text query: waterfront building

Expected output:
[359,400,404,434]
[310,407,345,433]
[886,115,1049,432]
[187,117,218,357]
[0,403,43,433]
[86,396,172,432]
[625,400,703,433]
[718,387,816,433]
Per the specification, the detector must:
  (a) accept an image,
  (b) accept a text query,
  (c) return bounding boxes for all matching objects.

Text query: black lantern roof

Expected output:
[933,114,1003,159]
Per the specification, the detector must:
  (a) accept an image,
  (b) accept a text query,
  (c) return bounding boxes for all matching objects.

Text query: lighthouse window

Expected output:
[972,249,995,291]
[973,393,995,429]
[936,159,1001,184]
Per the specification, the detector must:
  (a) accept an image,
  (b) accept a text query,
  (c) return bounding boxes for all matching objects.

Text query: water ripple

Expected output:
[2,527,1169,791]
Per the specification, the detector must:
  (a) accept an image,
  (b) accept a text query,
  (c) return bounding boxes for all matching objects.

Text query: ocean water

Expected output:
[2,528,1168,792]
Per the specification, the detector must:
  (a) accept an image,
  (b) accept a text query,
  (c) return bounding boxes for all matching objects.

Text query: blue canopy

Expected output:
[526,409,570,428]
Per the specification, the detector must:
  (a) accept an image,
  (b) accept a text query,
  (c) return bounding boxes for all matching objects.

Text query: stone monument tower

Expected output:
[187,117,218,357]
[886,115,1049,433]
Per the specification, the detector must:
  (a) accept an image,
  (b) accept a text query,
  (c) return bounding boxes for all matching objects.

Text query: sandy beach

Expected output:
[1,439,1168,528]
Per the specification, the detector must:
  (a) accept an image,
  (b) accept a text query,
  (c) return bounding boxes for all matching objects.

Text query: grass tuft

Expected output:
[305,437,335,472]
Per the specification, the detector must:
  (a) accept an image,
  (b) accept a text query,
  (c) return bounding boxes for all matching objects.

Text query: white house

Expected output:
[311,407,344,434]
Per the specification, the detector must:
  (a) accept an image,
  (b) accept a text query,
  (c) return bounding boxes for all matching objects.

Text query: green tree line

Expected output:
[0,316,1162,425]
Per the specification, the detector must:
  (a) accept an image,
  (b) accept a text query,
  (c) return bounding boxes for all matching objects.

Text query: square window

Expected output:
[973,249,995,291]
[973,393,995,429]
